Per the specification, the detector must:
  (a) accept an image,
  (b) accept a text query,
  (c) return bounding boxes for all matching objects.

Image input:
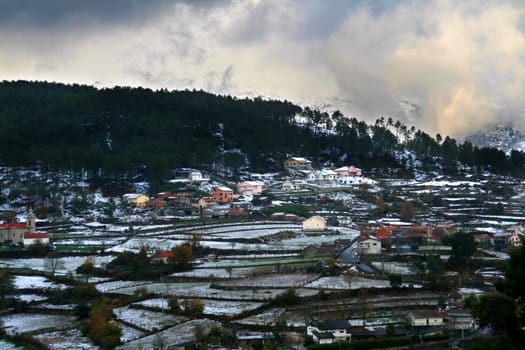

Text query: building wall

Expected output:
[0,227,25,244]
[213,189,234,203]
[303,216,327,231]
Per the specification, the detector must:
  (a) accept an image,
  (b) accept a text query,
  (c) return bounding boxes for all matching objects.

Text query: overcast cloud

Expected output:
[1,0,524,138]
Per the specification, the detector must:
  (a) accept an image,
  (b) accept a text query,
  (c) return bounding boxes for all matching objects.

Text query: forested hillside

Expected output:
[1,81,524,182]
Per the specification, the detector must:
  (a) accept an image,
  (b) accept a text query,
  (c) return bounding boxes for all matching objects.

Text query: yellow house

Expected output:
[284,157,312,168]
[303,216,327,231]
[123,193,150,207]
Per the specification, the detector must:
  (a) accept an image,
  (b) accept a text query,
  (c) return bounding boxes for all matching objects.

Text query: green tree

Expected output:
[0,270,14,308]
[168,295,180,314]
[441,231,477,267]
[470,292,519,337]
[388,274,402,289]
[497,244,525,325]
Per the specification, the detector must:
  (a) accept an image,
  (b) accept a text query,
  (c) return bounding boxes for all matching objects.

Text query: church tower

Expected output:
[26,208,36,233]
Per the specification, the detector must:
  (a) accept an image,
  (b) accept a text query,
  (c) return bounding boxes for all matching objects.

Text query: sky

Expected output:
[1,0,525,138]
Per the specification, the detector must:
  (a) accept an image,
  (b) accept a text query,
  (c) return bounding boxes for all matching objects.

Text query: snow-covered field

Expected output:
[1,314,76,336]
[0,256,114,275]
[135,298,265,316]
[305,276,391,290]
[116,319,221,350]
[216,273,316,288]
[33,329,97,350]
[370,262,415,275]
[13,275,67,290]
[160,283,318,301]
[234,307,286,326]
[114,306,187,332]
[171,267,256,279]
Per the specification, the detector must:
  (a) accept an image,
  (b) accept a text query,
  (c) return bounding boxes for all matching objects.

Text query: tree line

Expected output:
[1,81,525,182]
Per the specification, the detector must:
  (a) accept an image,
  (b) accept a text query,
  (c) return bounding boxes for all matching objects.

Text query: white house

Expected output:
[282,180,307,191]
[335,166,362,177]
[358,236,381,254]
[407,310,444,327]
[307,320,352,344]
[303,216,327,231]
[23,232,49,246]
[237,181,263,196]
[188,171,203,181]
[307,169,339,183]
[445,309,477,330]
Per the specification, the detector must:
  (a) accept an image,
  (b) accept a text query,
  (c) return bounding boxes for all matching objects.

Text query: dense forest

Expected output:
[1,81,524,182]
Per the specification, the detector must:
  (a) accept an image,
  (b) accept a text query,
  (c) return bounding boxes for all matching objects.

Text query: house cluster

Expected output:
[195,181,264,218]
[283,157,363,190]
[0,209,49,246]
[122,179,264,219]
[307,309,476,345]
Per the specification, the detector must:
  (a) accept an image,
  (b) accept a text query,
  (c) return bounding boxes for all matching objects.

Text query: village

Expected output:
[0,157,524,350]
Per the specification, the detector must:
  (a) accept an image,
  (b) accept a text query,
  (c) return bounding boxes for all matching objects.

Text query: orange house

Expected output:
[213,186,234,204]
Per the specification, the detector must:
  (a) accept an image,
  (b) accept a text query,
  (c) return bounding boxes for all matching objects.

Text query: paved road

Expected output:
[340,242,376,274]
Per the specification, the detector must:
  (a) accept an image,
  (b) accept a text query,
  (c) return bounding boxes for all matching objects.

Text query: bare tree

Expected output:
[45,253,64,276]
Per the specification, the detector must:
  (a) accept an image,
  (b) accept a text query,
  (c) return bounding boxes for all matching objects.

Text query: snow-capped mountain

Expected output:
[465,123,525,153]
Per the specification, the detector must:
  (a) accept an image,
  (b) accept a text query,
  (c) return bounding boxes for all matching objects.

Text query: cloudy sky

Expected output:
[2,0,525,138]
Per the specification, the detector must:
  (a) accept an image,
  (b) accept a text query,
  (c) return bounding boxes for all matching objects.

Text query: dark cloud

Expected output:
[0,0,221,31]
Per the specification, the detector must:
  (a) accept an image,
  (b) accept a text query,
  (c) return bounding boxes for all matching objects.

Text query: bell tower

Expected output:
[27,208,36,233]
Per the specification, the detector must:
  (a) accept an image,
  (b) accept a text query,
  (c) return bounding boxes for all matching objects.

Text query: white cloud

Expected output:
[1,0,524,137]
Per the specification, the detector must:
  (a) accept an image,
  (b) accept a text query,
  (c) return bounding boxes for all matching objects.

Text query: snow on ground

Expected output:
[95,280,151,293]
[233,308,286,326]
[186,223,301,235]
[107,282,206,296]
[1,314,76,336]
[459,288,485,295]
[114,306,187,332]
[217,273,317,288]
[37,304,76,311]
[116,319,221,350]
[0,340,24,350]
[33,329,97,350]
[481,250,510,260]
[135,298,265,316]
[305,276,391,290]
[171,267,256,279]
[107,237,277,253]
[13,275,67,290]
[14,294,47,303]
[0,256,114,275]
[417,180,482,187]
[370,262,415,275]
[197,257,319,269]
[162,283,317,301]
[118,324,146,343]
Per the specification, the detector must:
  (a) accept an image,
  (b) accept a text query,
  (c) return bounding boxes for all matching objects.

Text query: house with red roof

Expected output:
[152,251,173,264]
[0,209,49,246]
[213,186,234,204]
[24,233,50,246]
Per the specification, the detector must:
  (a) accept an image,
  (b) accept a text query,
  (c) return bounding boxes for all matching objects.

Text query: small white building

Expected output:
[307,320,352,344]
[237,181,263,196]
[303,216,327,231]
[188,171,203,181]
[307,169,339,183]
[358,236,381,254]
[282,180,307,191]
[445,309,477,330]
[23,233,50,246]
[407,310,444,327]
